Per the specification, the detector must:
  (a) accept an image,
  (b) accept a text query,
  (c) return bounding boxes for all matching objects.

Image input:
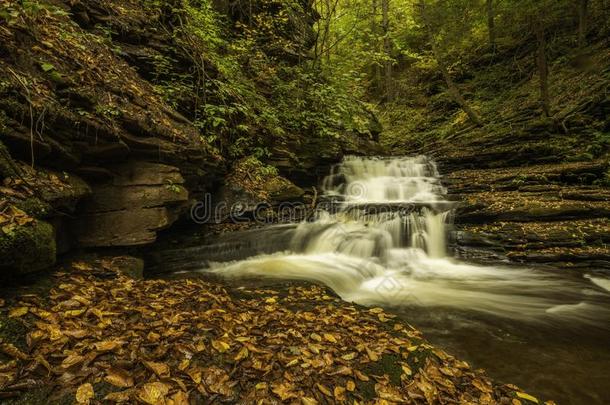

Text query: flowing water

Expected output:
[159,156,610,403]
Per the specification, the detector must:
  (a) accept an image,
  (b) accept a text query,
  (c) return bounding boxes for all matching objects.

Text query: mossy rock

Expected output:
[15,197,52,219]
[264,177,305,202]
[0,220,56,275]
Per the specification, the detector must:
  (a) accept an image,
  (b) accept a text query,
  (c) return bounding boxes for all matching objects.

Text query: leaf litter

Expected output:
[0,258,553,404]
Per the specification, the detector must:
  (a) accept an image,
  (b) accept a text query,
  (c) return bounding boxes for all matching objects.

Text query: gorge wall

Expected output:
[0,0,381,276]
[384,31,610,271]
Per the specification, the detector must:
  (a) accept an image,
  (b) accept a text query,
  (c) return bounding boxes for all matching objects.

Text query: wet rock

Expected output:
[0,220,56,275]
[264,177,305,202]
[111,255,145,279]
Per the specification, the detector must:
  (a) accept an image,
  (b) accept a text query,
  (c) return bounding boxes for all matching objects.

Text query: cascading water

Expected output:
[207,156,610,321]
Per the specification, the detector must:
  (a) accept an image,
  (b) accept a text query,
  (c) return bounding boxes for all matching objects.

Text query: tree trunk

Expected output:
[486,0,496,51]
[577,0,589,47]
[535,21,551,117]
[381,0,392,101]
[418,0,482,126]
[371,0,381,96]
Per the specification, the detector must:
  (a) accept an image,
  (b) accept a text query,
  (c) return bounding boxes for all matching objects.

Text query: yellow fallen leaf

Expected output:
[354,369,370,382]
[265,297,277,303]
[401,364,412,376]
[94,340,123,352]
[342,352,357,360]
[334,386,346,401]
[316,383,332,396]
[143,360,170,378]
[365,346,378,361]
[61,353,85,368]
[64,309,86,317]
[64,329,88,339]
[187,367,202,384]
[516,392,539,403]
[76,383,94,404]
[103,390,132,403]
[234,346,249,361]
[310,333,322,342]
[301,397,318,405]
[178,358,190,371]
[472,378,492,393]
[212,339,230,353]
[168,390,189,405]
[104,368,134,388]
[324,333,337,343]
[255,382,268,390]
[195,340,206,352]
[8,307,28,318]
[346,380,356,392]
[137,382,170,404]
[272,382,296,400]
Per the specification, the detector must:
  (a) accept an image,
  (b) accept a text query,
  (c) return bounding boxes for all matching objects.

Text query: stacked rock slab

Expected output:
[74,162,189,247]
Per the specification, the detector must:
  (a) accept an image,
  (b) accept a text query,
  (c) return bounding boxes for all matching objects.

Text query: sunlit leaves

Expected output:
[75,382,94,404]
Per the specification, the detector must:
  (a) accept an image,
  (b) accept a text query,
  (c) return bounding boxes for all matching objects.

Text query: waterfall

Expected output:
[208,156,610,321]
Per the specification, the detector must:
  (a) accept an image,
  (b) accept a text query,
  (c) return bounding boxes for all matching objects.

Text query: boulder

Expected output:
[0,220,56,275]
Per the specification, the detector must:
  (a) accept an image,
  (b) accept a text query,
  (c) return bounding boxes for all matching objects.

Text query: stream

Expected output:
[153,156,610,404]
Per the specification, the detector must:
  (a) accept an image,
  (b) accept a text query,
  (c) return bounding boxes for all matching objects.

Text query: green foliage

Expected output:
[140,0,372,161]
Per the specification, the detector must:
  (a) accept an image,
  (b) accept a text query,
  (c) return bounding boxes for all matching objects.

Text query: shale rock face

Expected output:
[444,160,610,269]
[74,162,189,247]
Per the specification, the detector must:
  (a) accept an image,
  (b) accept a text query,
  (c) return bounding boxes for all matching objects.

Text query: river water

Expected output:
[160,156,610,404]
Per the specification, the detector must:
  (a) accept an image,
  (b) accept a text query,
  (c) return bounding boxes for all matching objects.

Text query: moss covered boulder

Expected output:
[0,219,56,275]
[263,176,305,201]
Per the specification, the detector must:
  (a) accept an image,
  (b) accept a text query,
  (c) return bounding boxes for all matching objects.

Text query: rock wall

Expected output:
[0,0,381,276]
[442,156,610,271]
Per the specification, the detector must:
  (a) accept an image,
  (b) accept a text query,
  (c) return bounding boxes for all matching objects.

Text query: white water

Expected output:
[209,156,609,321]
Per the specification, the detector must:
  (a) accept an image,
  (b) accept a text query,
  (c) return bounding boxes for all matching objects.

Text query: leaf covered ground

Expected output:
[0,258,549,404]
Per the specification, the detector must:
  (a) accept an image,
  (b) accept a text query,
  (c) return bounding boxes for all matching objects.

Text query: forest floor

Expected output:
[0,256,548,405]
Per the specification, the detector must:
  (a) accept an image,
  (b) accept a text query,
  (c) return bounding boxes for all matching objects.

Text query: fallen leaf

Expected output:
[316,383,332,396]
[61,353,85,369]
[137,382,170,404]
[212,339,230,353]
[143,360,170,378]
[187,367,202,384]
[334,385,346,401]
[168,390,189,405]
[76,383,94,404]
[516,392,539,403]
[104,368,134,388]
[8,307,29,318]
[272,382,296,400]
[324,333,337,343]
[310,333,322,342]
[365,346,379,361]
[234,346,249,361]
[103,390,132,403]
[354,369,370,382]
[94,340,123,352]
